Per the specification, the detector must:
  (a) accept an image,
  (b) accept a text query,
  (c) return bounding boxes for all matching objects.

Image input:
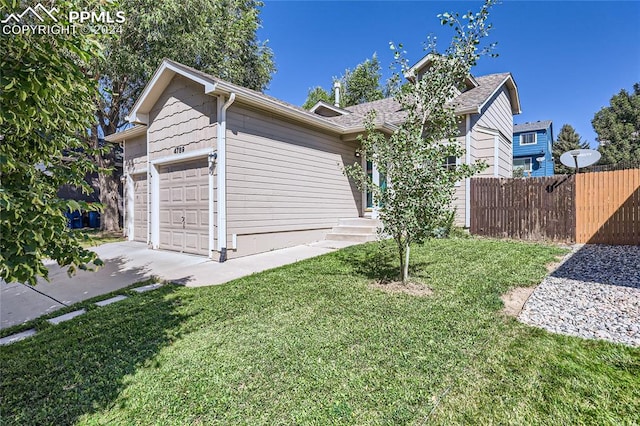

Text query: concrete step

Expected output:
[325,233,377,242]
[338,218,381,227]
[330,225,378,234]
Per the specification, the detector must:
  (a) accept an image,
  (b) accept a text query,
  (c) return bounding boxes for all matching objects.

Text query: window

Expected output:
[443,156,457,171]
[513,158,532,173]
[520,132,536,145]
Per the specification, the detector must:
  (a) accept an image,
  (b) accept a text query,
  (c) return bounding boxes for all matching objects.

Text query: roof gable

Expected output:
[309,101,351,117]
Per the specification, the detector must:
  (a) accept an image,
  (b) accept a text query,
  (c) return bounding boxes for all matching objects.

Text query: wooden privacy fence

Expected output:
[470,168,640,245]
[576,168,640,244]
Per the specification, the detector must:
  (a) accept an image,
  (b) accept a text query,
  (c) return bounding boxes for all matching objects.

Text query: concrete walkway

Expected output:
[1,240,357,329]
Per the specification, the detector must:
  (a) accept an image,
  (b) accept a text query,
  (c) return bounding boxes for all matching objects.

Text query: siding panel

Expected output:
[225,103,361,255]
[147,75,217,161]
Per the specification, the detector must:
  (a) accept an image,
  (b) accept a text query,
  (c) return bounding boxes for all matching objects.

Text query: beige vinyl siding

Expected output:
[225,103,361,257]
[147,75,217,161]
[452,125,467,226]
[498,134,512,177]
[471,86,514,140]
[124,134,148,242]
[473,132,496,176]
[124,134,147,174]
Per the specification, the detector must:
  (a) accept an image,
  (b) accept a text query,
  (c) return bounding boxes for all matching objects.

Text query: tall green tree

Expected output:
[345,1,495,284]
[302,86,332,110]
[553,124,589,174]
[341,54,385,107]
[303,54,398,109]
[593,83,640,165]
[1,0,105,285]
[95,0,275,231]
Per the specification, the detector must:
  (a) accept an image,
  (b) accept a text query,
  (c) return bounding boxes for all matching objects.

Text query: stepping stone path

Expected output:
[0,283,163,346]
[47,309,86,325]
[0,329,37,346]
[95,295,128,307]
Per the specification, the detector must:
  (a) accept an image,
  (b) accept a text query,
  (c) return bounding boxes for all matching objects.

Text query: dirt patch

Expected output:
[546,254,568,273]
[501,286,535,317]
[370,281,433,297]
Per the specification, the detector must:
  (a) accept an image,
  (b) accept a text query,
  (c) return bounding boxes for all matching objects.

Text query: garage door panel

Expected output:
[170,210,184,227]
[171,187,184,202]
[185,210,199,226]
[159,158,209,255]
[159,188,170,202]
[159,230,171,246]
[185,186,198,201]
[200,211,209,226]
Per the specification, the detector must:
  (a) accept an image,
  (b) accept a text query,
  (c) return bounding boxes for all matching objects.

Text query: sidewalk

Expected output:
[1,240,357,329]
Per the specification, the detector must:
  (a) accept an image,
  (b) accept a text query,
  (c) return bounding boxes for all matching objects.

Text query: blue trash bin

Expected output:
[88,211,100,228]
[67,210,82,229]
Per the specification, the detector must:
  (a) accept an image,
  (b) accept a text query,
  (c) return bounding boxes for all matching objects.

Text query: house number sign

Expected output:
[174,146,185,154]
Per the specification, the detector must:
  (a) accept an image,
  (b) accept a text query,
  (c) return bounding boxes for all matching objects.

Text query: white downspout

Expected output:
[208,152,216,259]
[465,114,471,228]
[216,93,236,262]
[146,127,151,245]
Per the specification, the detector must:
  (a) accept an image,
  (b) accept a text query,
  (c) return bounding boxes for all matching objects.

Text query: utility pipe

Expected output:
[216,93,236,262]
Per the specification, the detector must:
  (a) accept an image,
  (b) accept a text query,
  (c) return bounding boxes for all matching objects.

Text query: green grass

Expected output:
[77,229,125,248]
[1,238,638,425]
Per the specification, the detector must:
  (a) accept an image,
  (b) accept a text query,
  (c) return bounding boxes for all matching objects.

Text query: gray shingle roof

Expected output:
[321,73,513,130]
[513,120,552,133]
[156,59,515,134]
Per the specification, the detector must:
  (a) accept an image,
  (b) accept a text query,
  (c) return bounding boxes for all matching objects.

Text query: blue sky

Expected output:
[258,1,640,148]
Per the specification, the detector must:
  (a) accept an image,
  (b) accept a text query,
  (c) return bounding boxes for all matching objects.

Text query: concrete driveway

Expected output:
[1,240,354,329]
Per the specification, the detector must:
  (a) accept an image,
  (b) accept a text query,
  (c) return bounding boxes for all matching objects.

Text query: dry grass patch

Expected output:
[501,286,535,317]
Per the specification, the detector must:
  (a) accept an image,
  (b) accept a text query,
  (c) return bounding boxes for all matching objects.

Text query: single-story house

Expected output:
[106,57,520,261]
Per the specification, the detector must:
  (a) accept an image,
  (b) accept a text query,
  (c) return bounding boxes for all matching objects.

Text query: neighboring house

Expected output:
[105,56,520,261]
[512,120,554,177]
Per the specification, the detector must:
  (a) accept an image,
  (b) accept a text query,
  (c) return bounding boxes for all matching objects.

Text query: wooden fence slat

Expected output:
[470,169,640,245]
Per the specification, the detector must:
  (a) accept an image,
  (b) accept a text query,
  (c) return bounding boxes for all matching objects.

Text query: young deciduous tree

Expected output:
[593,83,640,165]
[1,0,104,285]
[553,124,589,174]
[94,0,276,231]
[345,1,496,284]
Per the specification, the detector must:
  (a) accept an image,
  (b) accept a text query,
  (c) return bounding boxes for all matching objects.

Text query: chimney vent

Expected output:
[333,81,341,107]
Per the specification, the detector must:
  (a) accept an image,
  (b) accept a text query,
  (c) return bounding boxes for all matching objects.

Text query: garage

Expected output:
[158,159,210,256]
[132,173,148,243]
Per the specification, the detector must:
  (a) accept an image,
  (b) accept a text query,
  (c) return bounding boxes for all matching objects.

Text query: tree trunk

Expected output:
[95,108,122,233]
[402,243,410,284]
[397,237,405,283]
[98,170,121,232]
[95,146,121,232]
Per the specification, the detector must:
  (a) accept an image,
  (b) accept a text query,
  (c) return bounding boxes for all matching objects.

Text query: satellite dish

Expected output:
[535,156,545,162]
[559,149,600,172]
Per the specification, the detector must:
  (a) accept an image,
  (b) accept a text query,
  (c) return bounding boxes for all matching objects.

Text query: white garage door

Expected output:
[158,159,209,256]
[133,173,148,243]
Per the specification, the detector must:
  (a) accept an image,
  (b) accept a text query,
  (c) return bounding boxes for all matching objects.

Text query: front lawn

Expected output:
[1,238,638,425]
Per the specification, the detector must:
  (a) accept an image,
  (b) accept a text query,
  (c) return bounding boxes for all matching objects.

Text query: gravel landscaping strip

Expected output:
[519,245,640,347]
